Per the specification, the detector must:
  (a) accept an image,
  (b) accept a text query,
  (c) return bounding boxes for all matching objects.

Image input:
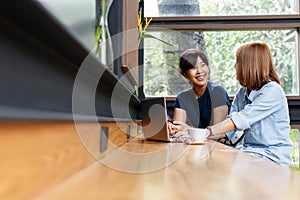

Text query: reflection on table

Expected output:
[34,139,300,200]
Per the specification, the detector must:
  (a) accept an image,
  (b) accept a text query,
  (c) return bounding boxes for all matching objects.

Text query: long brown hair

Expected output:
[235,41,280,90]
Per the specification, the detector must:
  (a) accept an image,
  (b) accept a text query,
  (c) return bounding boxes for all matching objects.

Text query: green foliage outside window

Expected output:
[199,0,295,16]
[205,30,296,95]
[200,0,297,95]
[290,129,299,170]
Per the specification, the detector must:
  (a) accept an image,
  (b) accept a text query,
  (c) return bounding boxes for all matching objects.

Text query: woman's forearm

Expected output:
[212,105,229,125]
[210,118,236,138]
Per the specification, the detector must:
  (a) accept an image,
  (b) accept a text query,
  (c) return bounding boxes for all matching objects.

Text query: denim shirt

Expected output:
[226,81,293,167]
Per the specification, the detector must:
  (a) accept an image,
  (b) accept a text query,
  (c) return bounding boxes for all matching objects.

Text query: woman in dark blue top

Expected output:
[168,49,231,136]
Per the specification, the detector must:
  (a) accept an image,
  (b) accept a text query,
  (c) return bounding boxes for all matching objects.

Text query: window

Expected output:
[145,0,298,17]
[141,1,300,169]
[290,129,300,170]
[142,0,300,97]
[144,29,298,96]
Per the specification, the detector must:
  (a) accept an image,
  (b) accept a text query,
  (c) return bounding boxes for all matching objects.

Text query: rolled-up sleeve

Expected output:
[229,83,282,131]
[231,112,251,130]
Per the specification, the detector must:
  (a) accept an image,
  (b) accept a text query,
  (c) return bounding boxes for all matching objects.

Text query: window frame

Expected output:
[126,1,300,127]
[145,15,300,97]
[141,10,300,98]
[149,15,300,30]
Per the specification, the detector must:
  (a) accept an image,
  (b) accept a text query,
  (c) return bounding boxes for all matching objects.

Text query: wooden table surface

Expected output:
[33,139,300,200]
[1,122,299,200]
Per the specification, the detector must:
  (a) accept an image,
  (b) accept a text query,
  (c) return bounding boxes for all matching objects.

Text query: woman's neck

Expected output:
[193,85,207,98]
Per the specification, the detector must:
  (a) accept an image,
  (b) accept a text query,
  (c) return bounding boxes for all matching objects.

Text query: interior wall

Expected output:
[0,0,140,121]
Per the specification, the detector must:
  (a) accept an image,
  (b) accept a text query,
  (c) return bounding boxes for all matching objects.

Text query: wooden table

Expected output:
[34,139,300,200]
[1,122,300,200]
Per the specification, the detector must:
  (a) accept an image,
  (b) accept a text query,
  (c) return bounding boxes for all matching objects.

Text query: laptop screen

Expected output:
[141,97,170,141]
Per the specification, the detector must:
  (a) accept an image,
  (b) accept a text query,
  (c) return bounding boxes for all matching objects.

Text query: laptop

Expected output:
[141,97,188,142]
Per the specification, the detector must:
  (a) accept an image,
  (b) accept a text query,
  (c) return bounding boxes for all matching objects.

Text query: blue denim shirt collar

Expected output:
[248,89,259,103]
[243,88,258,104]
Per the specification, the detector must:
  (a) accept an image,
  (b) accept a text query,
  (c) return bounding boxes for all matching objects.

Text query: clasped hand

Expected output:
[167,120,190,136]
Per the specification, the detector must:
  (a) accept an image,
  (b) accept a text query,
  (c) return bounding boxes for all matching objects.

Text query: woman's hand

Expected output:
[168,121,177,136]
[172,121,189,131]
[170,121,190,135]
[168,121,190,136]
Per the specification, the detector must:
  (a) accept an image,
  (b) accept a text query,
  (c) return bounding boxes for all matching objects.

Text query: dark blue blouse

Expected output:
[174,81,231,128]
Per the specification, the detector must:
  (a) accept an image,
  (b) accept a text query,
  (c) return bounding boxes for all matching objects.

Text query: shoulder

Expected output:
[175,87,197,109]
[207,81,228,96]
[232,87,247,102]
[262,81,283,91]
[236,87,247,95]
[260,81,285,97]
[177,87,194,99]
[244,82,284,103]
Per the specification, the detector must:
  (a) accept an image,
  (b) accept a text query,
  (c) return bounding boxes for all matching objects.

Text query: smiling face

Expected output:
[184,56,209,88]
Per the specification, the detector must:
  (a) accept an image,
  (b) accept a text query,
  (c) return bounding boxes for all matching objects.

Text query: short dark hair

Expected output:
[179,49,209,75]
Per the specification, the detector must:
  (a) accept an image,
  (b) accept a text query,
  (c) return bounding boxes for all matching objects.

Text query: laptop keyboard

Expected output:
[169,135,190,143]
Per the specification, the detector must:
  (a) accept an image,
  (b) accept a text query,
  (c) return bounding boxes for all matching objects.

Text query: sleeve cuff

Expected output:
[225,130,236,140]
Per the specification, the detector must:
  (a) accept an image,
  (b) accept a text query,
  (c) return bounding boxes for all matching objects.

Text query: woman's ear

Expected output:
[183,73,188,79]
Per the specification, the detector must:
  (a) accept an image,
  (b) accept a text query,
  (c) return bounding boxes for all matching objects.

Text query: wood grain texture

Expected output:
[0,122,95,200]
[33,140,300,200]
[0,121,138,200]
[75,121,139,159]
[1,123,300,200]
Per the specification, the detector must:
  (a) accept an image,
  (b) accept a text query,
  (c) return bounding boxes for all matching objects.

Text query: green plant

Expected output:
[138,0,173,47]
